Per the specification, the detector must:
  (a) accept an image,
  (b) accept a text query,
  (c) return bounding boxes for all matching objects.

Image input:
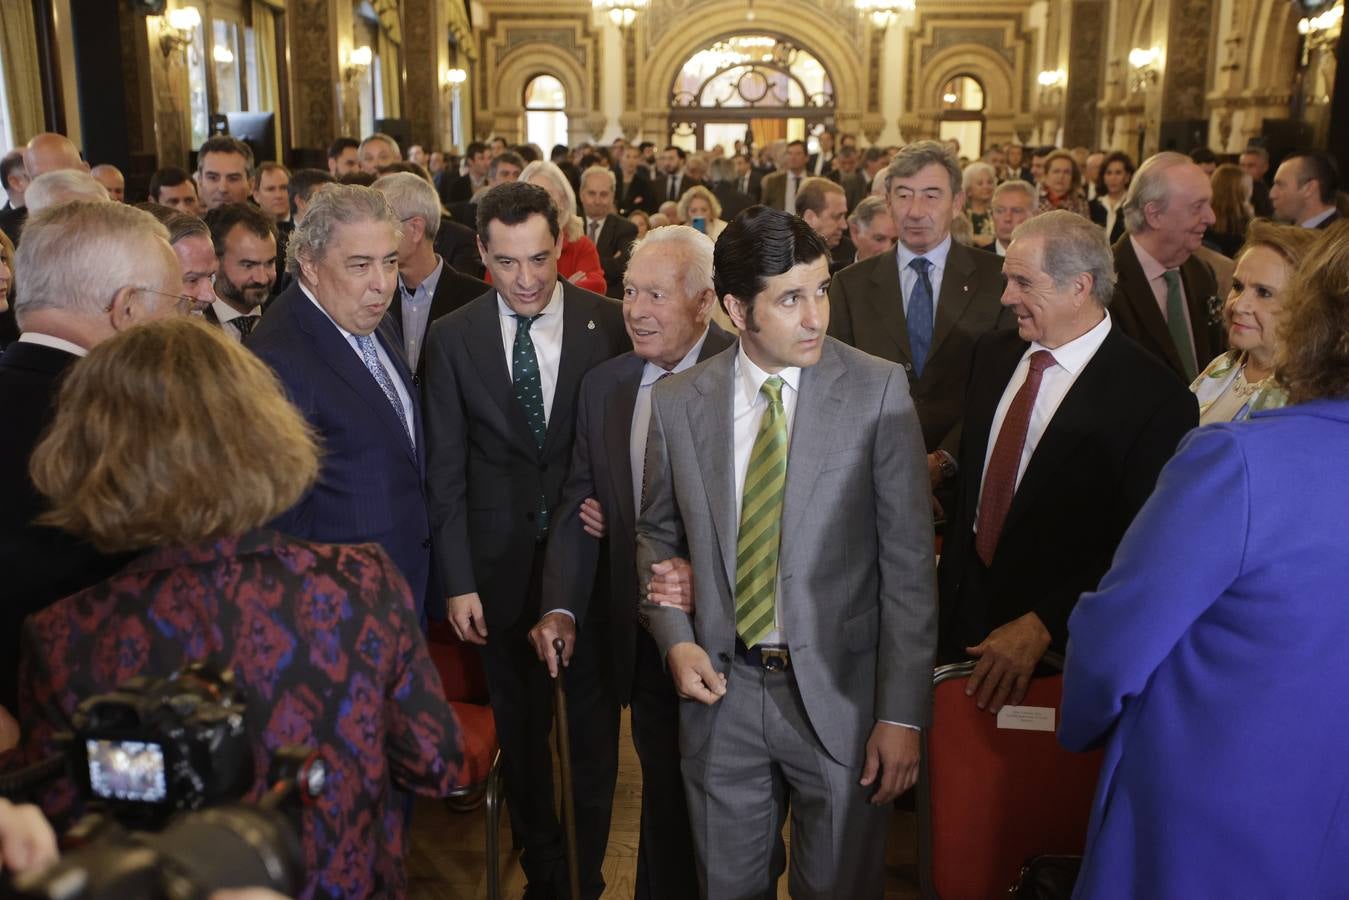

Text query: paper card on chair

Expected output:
[996,705,1055,732]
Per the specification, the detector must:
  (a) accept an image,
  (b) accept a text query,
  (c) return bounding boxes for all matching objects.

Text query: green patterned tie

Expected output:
[735,376,787,647]
[1162,270,1198,380]
[512,313,550,532]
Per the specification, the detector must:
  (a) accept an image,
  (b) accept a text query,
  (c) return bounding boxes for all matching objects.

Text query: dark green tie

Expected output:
[735,376,787,647]
[512,313,549,532]
[1162,270,1197,380]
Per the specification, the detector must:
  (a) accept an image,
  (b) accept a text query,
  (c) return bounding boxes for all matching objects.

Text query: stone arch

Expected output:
[486,45,589,142]
[915,47,1015,117]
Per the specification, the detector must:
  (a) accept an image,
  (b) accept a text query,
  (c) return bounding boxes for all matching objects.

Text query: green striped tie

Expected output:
[735,376,787,648]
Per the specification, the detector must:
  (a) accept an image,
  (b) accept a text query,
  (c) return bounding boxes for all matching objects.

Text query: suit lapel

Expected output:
[929,243,979,362]
[1116,238,1184,374]
[462,292,536,447]
[779,344,846,558]
[604,357,644,539]
[688,351,738,589]
[546,283,595,454]
[863,253,912,365]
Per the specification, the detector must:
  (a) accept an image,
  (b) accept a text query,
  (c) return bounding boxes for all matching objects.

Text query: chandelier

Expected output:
[592,0,650,28]
[853,0,915,30]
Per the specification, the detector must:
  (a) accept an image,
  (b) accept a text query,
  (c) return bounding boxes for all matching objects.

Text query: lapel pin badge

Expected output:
[587,319,596,330]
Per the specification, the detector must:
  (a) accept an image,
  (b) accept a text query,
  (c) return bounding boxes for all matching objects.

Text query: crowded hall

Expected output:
[1,0,1348,898]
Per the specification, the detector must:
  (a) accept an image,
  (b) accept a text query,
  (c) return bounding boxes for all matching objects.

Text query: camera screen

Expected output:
[86,739,168,803]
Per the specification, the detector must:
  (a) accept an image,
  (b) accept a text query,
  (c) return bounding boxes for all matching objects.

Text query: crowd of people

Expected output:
[0,122,1347,900]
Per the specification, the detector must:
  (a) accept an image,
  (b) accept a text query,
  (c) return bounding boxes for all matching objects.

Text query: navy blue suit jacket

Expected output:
[249,282,439,619]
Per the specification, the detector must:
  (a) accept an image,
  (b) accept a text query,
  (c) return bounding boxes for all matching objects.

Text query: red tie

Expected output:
[974,350,1056,566]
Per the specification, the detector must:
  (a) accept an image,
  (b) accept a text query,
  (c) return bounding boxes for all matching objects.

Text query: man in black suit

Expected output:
[938,211,1197,713]
[374,172,488,382]
[529,224,733,900]
[1238,146,1274,218]
[1270,149,1342,230]
[578,166,639,300]
[0,150,28,245]
[616,146,655,215]
[425,182,629,900]
[0,201,186,713]
[1111,152,1222,383]
[730,152,762,203]
[807,130,836,178]
[446,150,525,238]
[828,140,1011,508]
[443,140,491,203]
[202,203,277,340]
[653,146,705,207]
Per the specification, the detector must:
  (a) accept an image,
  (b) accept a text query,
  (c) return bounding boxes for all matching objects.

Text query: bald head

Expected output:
[91,164,126,202]
[24,133,88,178]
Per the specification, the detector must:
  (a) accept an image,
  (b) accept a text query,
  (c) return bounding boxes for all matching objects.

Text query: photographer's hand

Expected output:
[0,798,57,877]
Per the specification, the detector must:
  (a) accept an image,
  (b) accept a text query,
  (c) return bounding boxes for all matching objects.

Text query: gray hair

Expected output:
[627,224,715,299]
[26,170,110,212]
[1010,209,1116,308]
[708,156,736,183]
[520,160,581,240]
[286,184,402,276]
[15,201,170,322]
[1122,151,1193,235]
[847,195,889,230]
[884,140,963,196]
[961,161,996,193]
[359,132,401,159]
[373,171,442,240]
[993,179,1037,207]
[579,164,617,192]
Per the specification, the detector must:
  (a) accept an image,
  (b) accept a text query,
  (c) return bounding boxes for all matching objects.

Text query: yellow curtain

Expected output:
[751,118,787,147]
[251,1,279,112]
[0,0,47,144]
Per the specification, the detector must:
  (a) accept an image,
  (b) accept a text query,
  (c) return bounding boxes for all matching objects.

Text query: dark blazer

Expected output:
[827,240,1012,456]
[0,202,25,246]
[729,170,762,204]
[759,170,807,212]
[1089,198,1127,244]
[424,282,630,629]
[937,324,1198,654]
[1111,235,1223,382]
[617,170,654,215]
[446,200,477,234]
[589,213,639,300]
[541,323,734,701]
[653,174,706,208]
[0,341,131,711]
[434,215,484,279]
[390,261,490,382]
[1314,209,1342,229]
[443,172,476,203]
[249,282,439,619]
[712,182,755,221]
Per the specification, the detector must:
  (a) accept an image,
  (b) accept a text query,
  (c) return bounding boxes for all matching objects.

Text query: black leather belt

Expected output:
[735,638,791,672]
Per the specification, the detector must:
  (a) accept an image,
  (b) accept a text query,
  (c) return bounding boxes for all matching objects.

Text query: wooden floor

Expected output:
[407,709,924,899]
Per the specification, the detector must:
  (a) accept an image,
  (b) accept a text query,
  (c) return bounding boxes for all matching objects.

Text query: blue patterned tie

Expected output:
[512,313,550,532]
[354,333,413,449]
[907,256,934,377]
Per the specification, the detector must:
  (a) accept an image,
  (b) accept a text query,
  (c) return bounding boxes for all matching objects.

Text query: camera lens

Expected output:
[147,804,304,896]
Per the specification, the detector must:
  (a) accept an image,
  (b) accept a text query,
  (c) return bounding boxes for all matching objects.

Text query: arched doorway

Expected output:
[938,75,985,159]
[668,34,835,154]
[524,74,568,150]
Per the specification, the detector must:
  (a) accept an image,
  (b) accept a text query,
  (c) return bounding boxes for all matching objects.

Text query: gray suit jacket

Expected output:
[635,338,937,765]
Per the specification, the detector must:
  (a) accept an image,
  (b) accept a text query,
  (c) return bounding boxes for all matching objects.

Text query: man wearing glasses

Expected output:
[203,203,278,340]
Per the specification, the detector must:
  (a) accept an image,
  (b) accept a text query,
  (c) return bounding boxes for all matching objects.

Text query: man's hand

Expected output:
[647,558,694,613]
[926,452,945,488]
[859,722,920,805]
[579,497,606,539]
[0,799,57,877]
[0,705,19,753]
[666,642,726,705]
[448,592,489,645]
[964,612,1052,713]
[528,612,577,678]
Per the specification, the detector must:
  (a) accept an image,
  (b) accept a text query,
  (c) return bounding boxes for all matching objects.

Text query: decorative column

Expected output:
[288,0,343,151]
[1064,0,1106,148]
[402,0,445,150]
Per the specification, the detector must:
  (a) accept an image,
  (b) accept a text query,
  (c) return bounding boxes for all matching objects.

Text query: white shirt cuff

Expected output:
[879,720,921,731]
[544,608,576,621]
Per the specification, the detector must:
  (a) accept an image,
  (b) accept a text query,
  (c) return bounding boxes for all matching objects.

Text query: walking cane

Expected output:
[552,637,582,900]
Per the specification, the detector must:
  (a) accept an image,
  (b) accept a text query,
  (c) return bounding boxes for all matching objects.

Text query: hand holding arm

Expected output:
[646,557,694,613]
[579,497,606,539]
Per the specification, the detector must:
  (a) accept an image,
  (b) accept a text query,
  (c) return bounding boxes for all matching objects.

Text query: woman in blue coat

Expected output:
[1060,221,1349,899]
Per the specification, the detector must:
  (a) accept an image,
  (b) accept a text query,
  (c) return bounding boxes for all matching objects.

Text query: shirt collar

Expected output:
[210,297,260,324]
[1130,235,1172,282]
[17,332,88,357]
[401,255,445,302]
[1028,311,1112,376]
[735,342,801,406]
[1302,207,1337,228]
[497,280,564,320]
[640,327,711,386]
[897,232,953,273]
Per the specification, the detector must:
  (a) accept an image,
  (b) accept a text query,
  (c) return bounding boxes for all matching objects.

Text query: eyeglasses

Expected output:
[108,286,213,316]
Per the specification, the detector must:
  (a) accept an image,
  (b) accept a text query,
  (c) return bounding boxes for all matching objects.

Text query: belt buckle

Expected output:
[760,647,789,672]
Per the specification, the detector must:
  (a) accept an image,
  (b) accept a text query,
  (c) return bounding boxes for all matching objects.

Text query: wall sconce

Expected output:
[1037,68,1066,106]
[1127,46,1161,91]
[591,0,650,28]
[853,0,915,30]
[1298,3,1343,65]
[344,45,373,85]
[158,6,201,57]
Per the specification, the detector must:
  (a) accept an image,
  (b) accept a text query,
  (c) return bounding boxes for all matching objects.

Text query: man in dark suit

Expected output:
[202,203,277,340]
[938,212,1197,713]
[652,146,705,207]
[578,166,639,301]
[443,140,491,203]
[249,184,439,620]
[1270,149,1342,230]
[617,146,655,214]
[0,150,28,245]
[760,140,810,213]
[529,225,733,900]
[0,201,186,712]
[425,182,629,899]
[374,172,488,382]
[730,152,762,203]
[807,130,836,178]
[1110,152,1222,383]
[829,140,1012,507]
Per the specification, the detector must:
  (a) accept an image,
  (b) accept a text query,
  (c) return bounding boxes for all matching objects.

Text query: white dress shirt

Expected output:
[17,332,87,357]
[1097,194,1124,239]
[497,282,565,424]
[784,172,803,215]
[210,298,262,342]
[631,329,710,512]
[299,283,415,442]
[994,239,1008,257]
[896,233,953,316]
[976,313,1112,522]
[399,255,443,372]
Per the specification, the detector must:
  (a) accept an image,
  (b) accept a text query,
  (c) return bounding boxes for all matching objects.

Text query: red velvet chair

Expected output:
[917,659,1103,899]
[427,619,503,900]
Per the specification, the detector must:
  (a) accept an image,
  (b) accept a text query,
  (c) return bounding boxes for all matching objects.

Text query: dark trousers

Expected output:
[630,628,698,900]
[477,548,620,899]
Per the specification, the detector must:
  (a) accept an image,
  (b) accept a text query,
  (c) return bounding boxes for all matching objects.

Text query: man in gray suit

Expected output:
[636,207,937,898]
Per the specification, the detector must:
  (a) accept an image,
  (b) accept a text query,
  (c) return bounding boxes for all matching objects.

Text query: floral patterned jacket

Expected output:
[1191,350,1290,422]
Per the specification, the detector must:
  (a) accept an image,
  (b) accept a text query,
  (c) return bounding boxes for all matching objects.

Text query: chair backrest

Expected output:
[426,619,490,704]
[918,661,1102,900]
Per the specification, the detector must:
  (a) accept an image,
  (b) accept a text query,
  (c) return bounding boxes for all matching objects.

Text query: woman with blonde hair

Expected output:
[1191,219,1316,423]
[961,161,997,248]
[518,159,606,293]
[676,184,727,240]
[1204,163,1254,258]
[9,318,470,899]
[0,229,14,347]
